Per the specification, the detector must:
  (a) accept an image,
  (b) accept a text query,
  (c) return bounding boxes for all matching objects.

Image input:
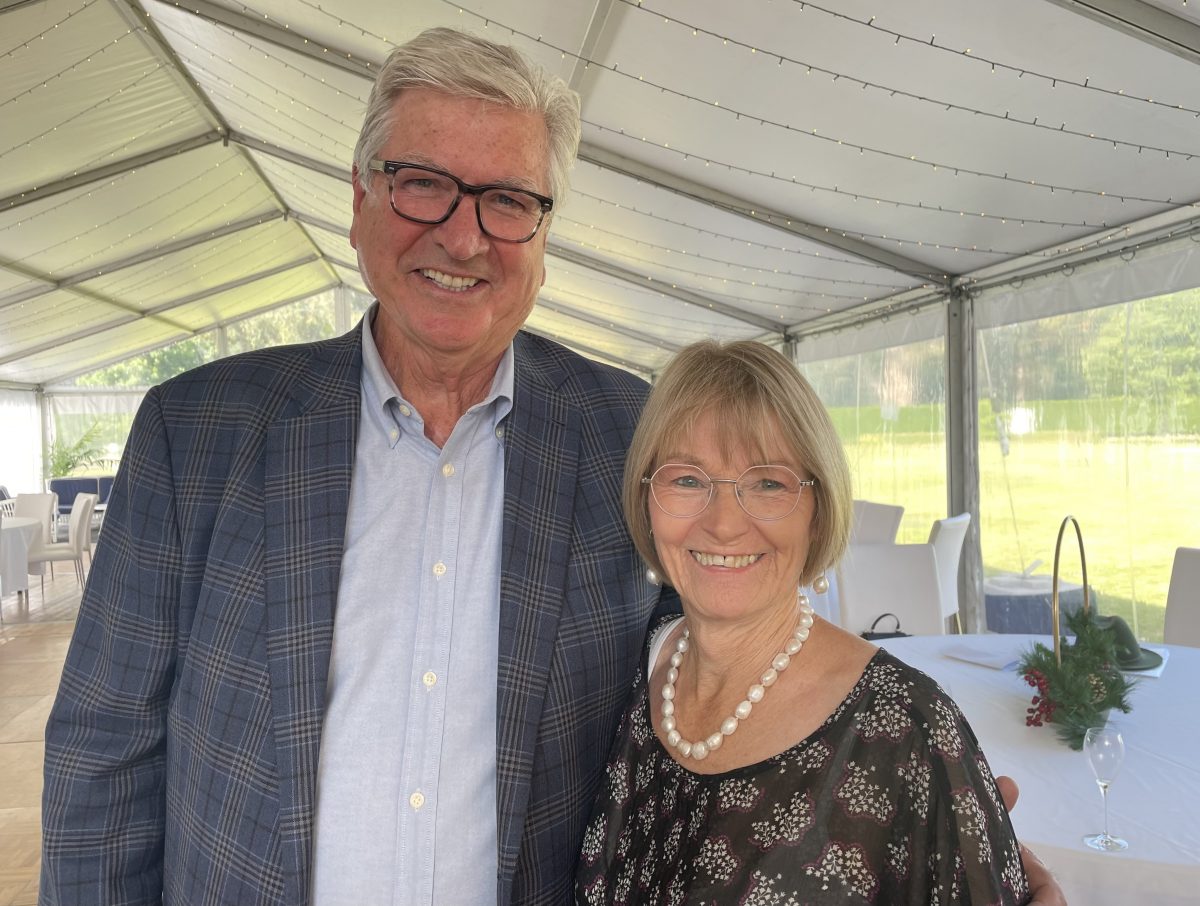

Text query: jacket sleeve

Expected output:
[40,386,180,905]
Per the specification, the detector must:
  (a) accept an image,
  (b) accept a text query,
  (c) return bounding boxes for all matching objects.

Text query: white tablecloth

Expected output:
[879,634,1200,906]
[0,516,40,596]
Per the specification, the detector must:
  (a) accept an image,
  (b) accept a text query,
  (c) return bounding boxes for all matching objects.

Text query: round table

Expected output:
[877,634,1200,906]
[0,516,41,596]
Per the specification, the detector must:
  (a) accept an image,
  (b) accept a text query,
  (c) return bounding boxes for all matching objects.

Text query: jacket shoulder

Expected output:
[514,331,650,412]
[151,327,362,420]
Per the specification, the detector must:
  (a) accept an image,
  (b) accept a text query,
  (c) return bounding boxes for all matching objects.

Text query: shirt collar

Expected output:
[359,302,515,441]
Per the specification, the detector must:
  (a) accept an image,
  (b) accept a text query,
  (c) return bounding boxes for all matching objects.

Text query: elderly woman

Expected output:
[576,340,1030,904]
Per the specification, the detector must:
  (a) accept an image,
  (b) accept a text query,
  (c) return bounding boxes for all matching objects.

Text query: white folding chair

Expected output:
[836,542,945,637]
[850,499,905,544]
[928,513,971,632]
[27,493,97,593]
[1164,547,1200,647]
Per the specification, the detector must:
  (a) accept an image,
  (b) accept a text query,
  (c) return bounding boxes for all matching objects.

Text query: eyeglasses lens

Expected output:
[389,166,545,241]
[649,464,804,520]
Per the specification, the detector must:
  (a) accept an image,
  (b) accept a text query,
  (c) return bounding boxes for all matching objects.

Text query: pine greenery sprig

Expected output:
[1017,606,1138,750]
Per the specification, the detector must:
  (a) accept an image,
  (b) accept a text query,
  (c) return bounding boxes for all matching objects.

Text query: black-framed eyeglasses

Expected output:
[643,463,815,521]
[367,159,554,243]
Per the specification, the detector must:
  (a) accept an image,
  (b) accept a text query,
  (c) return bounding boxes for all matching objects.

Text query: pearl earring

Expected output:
[646,567,662,586]
[812,572,830,594]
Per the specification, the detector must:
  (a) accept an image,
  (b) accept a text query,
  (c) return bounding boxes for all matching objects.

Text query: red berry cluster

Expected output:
[1023,669,1056,727]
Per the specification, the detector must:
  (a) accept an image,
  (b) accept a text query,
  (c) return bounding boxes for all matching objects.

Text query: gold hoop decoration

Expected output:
[1051,515,1090,666]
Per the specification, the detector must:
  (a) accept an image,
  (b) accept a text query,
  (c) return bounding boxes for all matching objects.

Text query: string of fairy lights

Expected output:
[761,0,1200,117]
[563,185,1010,263]
[0,0,102,64]
[103,213,293,300]
[4,0,1198,363]
[554,217,900,300]
[553,214,915,291]
[156,19,362,155]
[3,64,168,159]
[14,158,259,273]
[445,2,1197,213]
[545,259,831,326]
[622,0,1200,157]
[1,27,142,112]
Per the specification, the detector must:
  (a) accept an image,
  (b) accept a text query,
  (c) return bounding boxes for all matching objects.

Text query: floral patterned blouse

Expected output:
[576,634,1031,905]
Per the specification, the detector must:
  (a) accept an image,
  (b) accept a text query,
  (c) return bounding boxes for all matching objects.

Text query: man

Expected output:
[41,27,1062,906]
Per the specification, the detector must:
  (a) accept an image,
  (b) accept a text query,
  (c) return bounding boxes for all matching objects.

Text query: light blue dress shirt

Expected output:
[310,310,512,905]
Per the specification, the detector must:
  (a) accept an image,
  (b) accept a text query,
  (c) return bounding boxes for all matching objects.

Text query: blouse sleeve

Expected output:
[900,681,1032,905]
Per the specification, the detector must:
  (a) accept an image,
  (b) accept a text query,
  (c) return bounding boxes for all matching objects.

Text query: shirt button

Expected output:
[422,671,437,688]
[409,791,425,810]
[433,561,447,577]
[441,463,455,477]
[495,425,505,439]
[389,428,399,441]
[398,404,412,417]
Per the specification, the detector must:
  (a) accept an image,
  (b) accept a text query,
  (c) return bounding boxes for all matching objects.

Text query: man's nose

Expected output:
[432,195,490,259]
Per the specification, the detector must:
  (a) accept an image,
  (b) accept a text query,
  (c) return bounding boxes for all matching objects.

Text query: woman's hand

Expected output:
[996,775,1067,906]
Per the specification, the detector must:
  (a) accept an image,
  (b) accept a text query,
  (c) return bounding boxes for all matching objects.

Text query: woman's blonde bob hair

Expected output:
[623,340,852,588]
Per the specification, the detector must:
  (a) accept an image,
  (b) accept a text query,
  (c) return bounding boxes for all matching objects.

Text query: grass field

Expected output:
[842,430,1200,642]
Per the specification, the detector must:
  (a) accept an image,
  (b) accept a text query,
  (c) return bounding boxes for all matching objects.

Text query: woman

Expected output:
[576,340,1030,905]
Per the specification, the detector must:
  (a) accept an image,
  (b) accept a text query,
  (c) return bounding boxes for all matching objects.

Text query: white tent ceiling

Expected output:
[2,0,1199,387]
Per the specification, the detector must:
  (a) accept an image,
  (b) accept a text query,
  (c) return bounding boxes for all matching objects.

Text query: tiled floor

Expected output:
[0,573,82,906]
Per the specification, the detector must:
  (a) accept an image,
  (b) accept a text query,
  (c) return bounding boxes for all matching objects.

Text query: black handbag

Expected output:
[860,612,910,641]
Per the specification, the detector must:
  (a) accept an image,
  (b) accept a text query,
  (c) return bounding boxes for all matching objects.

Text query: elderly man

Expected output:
[40,26,1062,906]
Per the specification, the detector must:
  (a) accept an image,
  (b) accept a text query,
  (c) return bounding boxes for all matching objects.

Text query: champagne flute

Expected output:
[1083,726,1129,851]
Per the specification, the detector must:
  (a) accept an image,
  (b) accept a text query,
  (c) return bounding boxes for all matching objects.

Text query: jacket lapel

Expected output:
[495,334,581,897]
[262,330,361,903]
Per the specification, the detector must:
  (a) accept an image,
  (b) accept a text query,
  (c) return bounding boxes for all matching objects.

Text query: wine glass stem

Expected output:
[1100,783,1110,837]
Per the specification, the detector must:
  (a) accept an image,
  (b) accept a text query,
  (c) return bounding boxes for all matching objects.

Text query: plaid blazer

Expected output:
[41,325,667,906]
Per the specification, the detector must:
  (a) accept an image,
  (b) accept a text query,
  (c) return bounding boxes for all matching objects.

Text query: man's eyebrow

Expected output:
[386,155,543,193]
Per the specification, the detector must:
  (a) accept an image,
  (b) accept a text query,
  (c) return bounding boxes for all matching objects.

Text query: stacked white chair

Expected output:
[1163,547,1200,648]
[27,493,97,594]
[928,513,971,633]
[836,542,945,638]
[850,499,905,544]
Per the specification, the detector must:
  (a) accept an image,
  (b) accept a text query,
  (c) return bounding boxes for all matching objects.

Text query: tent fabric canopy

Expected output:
[2,0,1199,387]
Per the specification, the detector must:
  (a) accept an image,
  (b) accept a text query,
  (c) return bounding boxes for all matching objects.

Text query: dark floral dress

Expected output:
[576,632,1031,905]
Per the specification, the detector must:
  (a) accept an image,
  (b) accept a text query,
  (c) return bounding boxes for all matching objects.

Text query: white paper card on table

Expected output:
[941,642,1022,671]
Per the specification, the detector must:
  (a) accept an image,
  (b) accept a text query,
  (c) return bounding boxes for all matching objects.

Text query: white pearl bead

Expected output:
[735,700,753,720]
[662,684,675,701]
[721,716,739,735]
[666,667,678,684]
[661,715,676,733]
[785,638,803,655]
[706,732,723,750]
[661,700,674,717]
[795,627,810,642]
[670,651,683,668]
[799,612,814,628]
[678,740,692,757]
[691,741,709,759]
[772,653,791,671]
[761,668,778,687]
[666,729,681,747]
[675,637,689,653]
[747,684,765,703]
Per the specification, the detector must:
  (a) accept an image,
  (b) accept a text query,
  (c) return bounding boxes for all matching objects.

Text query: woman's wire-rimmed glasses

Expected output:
[367,159,553,243]
[643,463,814,521]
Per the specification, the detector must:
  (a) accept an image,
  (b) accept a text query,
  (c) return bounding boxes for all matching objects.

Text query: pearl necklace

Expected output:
[660,593,815,761]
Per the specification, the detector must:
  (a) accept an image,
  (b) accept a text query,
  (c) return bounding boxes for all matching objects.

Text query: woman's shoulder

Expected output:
[836,648,977,756]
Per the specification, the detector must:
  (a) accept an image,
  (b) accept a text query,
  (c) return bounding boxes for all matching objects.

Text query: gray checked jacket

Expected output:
[40,325,668,906]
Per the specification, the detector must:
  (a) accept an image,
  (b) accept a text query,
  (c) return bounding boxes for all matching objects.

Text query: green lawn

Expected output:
[842,431,1200,642]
